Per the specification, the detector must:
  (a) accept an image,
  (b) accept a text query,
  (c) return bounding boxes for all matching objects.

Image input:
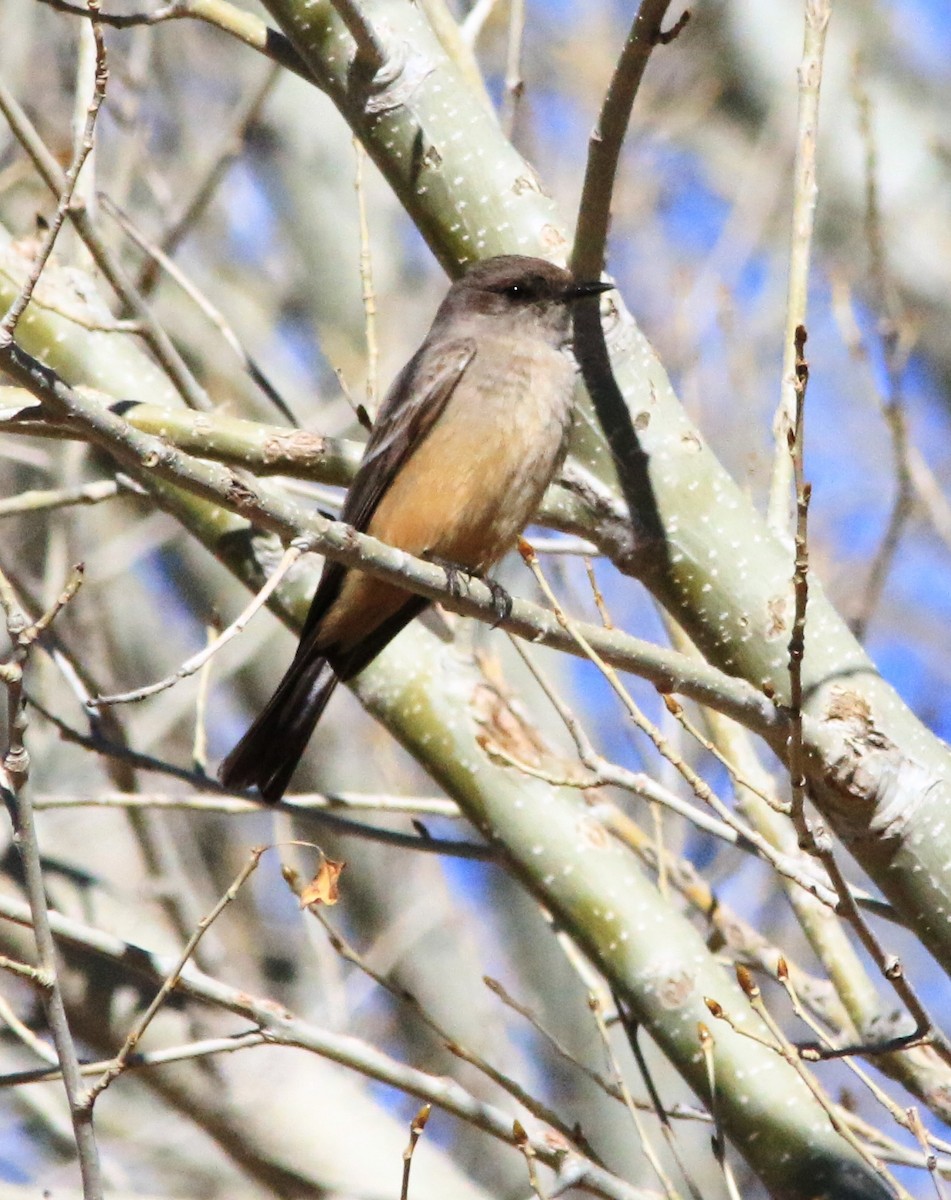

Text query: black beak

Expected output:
[565,279,614,301]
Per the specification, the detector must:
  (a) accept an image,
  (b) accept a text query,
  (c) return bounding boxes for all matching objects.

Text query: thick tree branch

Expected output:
[0,889,657,1200]
[0,338,784,741]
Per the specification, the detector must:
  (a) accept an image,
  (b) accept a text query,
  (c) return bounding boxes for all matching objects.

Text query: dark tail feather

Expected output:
[219,655,338,803]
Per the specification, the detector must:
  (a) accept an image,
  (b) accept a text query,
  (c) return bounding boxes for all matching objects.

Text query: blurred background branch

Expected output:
[1,1,950,1198]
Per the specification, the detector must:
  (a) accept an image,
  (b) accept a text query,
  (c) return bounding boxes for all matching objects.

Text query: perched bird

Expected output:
[220,254,611,802]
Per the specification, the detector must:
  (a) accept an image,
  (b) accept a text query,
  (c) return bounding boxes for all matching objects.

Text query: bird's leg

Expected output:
[424,552,466,599]
[479,573,514,627]
[423,554,513,627]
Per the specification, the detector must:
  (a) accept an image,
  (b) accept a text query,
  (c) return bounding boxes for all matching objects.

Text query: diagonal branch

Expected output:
[0,337,785,742]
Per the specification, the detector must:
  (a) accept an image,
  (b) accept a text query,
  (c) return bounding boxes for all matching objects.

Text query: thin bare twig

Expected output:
[329,0,388,71]
[0,990,60,1066]
[29,698,493,855]
[612,995,702,1200]
[478,705,744,849]
[136,64,281,296]
[571,0,688,279]
[0,563,103,1199]
[0,954,52,986]
[485,976,710,1123]
[579,982,678,1197]
[1,334,788,742]
[778,964,951,1166]
[85,846,266,1104]
[460,0,502,47]
[485,976,626,1110]
[32,789,461,816]
[787,325,811,844]
[291,885,601,1161]
[0,80,211,410]
[99,193,297,424]
[807,829,951,1068]
[730,967,906,1197]
[1,1,107,336]
[353,138,379,414]
[767,0,832,532]
[1,1031,270,1089]
[400,1104,432,1200]
[70,19,101,225]
[838,1109,951,1174]
[583,557,614,627]
[659,692,788,814]
[191,620,216,772]
[501,0,526,139]
[513,1119,548,1200]
[90,540,309,706]
[35,0,311,78]
[697,1023,742,1200]
[518,545,863,912]
[849,54,914,640]
[0,478,124,518]
[907,1107,948,1200]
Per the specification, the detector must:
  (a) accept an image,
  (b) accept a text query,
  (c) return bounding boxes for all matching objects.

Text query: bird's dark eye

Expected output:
[496,277,544,301]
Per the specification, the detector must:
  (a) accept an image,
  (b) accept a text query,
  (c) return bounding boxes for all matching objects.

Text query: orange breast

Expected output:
[368,336,574,566]
[319,336,575,653]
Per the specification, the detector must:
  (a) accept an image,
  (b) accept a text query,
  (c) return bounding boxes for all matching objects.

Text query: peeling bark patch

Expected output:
[420,144,442,171]
[824,687,893,761]
[926,1083,951,1123]
[716,912,757,956]
[471,680,547,768]
[577,815,609,849]
[542,1130,572,1154]
[363,44,434,114]
[824,687,874,731]
[226,474,258,510]
[820,685,936,841]
[513,172,542,195]
[250,531,286,576]
[540,224,567,251]
[262,430,328,465]
[646,965,696,1010]
[766,594,787,638]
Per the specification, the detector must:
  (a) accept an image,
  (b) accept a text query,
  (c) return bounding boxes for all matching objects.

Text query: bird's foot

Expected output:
[425,553,467,599]
[425,555,512,627]
[482,576,513,627]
